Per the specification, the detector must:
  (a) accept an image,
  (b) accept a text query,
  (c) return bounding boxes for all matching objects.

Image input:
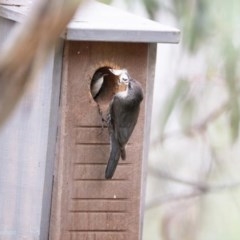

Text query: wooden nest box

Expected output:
[0,1,180,240]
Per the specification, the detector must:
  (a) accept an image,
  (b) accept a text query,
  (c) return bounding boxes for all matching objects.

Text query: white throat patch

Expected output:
[116,88,128,98]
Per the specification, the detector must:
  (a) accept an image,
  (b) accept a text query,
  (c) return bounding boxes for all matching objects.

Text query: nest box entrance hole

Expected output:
[90,66,121,121]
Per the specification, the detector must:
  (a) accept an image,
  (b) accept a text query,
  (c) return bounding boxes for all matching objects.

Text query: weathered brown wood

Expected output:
[62,232,129,240]
[74,145,142,164]
[72,181,132,199]
[69,199,130,212]
[75,127,110,144]
[67,212,128,230]
[73,165,132,180]
[50,41,148,240]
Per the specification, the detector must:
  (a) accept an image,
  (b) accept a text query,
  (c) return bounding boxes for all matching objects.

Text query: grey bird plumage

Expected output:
[105,69,143,179]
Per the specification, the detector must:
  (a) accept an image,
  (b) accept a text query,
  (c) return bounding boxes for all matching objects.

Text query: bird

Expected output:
[105,69,144,179]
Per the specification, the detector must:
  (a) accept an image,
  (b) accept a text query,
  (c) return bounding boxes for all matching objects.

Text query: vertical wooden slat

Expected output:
[49,41,71,240]
[50,41,149,240]
[139,43,157,238]
[39,40,64,240]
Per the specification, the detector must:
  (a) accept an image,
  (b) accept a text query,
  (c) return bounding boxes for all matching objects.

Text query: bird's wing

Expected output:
[110,97,140,146]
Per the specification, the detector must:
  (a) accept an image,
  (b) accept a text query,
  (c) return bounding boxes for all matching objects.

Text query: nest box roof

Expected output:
[0,1,180,43]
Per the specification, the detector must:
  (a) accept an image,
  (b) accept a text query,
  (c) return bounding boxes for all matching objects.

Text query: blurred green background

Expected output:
[100,0,240,239]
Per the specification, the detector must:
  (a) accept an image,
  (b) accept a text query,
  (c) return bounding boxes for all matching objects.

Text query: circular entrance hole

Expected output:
[90,66,118,105]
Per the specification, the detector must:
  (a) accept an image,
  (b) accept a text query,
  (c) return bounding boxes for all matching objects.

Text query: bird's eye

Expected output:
[121,73,129,83]
[120,77,129,84]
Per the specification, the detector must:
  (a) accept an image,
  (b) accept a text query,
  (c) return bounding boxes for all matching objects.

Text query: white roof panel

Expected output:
[0,1,180,43]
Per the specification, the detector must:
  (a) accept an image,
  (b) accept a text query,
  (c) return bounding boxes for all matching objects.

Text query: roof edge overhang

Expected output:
[0,1,180,44]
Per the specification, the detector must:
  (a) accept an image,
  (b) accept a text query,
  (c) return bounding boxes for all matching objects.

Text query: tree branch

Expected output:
[146,167,240,209]
[155,99,230,143]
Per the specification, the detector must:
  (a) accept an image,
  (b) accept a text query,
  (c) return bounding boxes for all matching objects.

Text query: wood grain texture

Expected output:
[50,41,149,240]
[69,199,130,212]
[63,231,130,240]
[74,145,141,164]
[73,164,131,180]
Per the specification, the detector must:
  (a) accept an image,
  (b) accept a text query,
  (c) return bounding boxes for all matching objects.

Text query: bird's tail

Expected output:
[105,135,121,179]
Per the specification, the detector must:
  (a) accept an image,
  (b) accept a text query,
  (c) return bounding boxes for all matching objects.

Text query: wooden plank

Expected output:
[39,40,64,240]
[50,41,148,240]
[139,44,157,239]
[69,199,130,212]
[75,127,137,145]
[73,164,132,180]
[75,127,109,144]
[67,212,128,231]
[73,145,142,164]
[72,181,131,199]
[49,42,71,240]
[63,231,129,240]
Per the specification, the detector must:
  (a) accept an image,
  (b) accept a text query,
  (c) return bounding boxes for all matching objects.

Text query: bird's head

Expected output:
[109,68,130,86]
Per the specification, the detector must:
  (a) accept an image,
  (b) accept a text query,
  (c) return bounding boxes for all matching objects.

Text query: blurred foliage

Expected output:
[159,79,190,137]
[142,0,160,19]
[97,0,113,4]
[173,0,212,53]
[155,0,240,143]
